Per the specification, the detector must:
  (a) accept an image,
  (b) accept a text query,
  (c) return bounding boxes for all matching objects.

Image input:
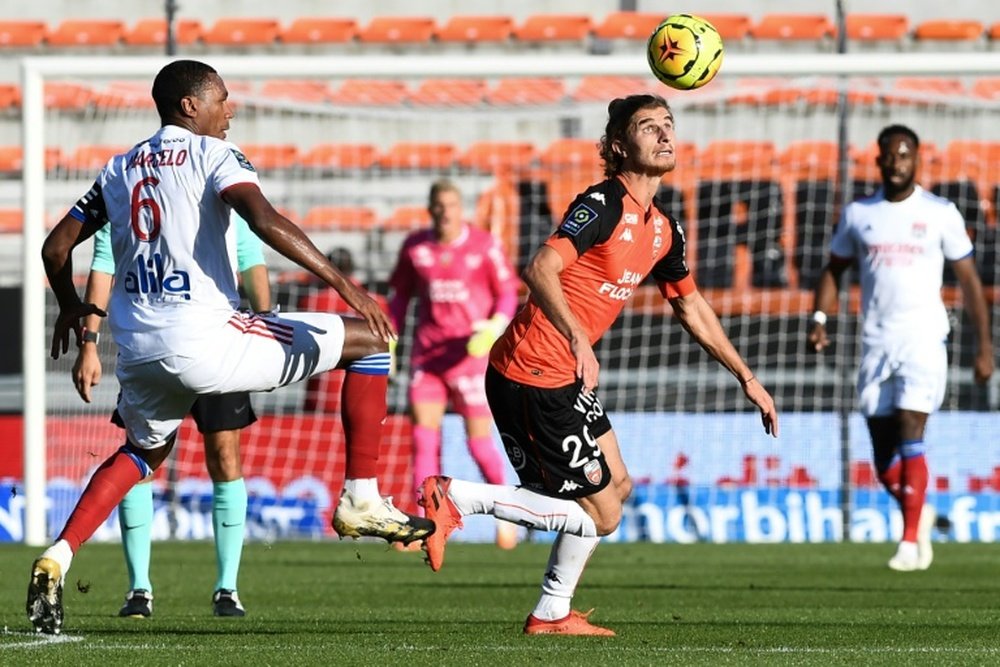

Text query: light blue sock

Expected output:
[118,482,154,592]
[213,478,248,592]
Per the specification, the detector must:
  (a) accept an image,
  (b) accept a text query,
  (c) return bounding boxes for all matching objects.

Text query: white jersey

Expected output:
[69,124,260,365]
[830,185,973,344]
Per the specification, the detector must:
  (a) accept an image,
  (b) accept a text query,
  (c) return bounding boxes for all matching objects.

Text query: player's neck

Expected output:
[883,182,916,203]
[617,172,661,210]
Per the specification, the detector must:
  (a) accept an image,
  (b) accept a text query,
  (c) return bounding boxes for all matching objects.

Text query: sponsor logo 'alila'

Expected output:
[124,252,191,300]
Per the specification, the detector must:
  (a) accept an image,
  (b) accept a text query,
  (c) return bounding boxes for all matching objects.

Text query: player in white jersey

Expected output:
[809,124,993,572]
[73,215,267,618]
[28,60,433,635]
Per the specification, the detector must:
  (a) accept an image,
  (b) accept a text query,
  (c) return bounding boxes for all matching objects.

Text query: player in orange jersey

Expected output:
[419,94,778,636]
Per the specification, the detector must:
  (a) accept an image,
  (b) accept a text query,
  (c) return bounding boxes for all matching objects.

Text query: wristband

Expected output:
[80,327,100,345]
[811,311,828,327]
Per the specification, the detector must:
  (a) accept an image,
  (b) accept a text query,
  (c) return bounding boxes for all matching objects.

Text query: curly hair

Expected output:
[598,94,671,177]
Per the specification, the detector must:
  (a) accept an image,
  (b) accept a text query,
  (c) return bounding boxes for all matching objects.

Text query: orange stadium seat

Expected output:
[592,12,662,40]
[0,21,46,48]
[0,84,20,109]
[408,79,486,106]
[945,141,1000,177]
[280,17,357,45]
[358,17,435,44]
[435,15,514,43]
[780,141,839,181]
[752,14,834,41]
[514,14,592,42]
[376,142,457,170]
[699,14,752,41]
[991,22,1000,40]
[572,76,653,102]
[328,79,409,105]
[239,144,298,170]
[457,141,536,173]
[539,138,603,173]
[301,206,377,230]
[259,80,332,104]
[0,209,21,233]
[299,143,378,170]
[884,77,966,104]
[697,141,777,180]
[913,19,984,41]
[61,145,128,172]
[0,146,63,172]
[123,18,203,46]
[486,77,566,105]
[383,205,430,230]
[202,18,280,46]
[44,82,94,111]
[45,20,125,47]
[92,81,157,110]
[971,78,1000,101]
[844,14,909,41]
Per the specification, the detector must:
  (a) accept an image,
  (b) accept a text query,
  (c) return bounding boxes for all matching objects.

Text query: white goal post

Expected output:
[19,52,1000,546]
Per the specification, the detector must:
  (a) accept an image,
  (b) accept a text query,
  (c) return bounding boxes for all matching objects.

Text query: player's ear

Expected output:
[179,95,198,118]
[612,140,627,158]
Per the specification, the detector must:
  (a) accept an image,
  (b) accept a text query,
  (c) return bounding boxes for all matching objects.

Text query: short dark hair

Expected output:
[151,59,218,120]
[599,94,671,177]
[428,178,460,205]
[877,124,920,152]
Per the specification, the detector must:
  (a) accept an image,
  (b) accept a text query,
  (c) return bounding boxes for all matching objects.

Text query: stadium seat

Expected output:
[201,18,280,46]
[752,14,834,41]
[383,205,430,230]
[299,143,378,170]
[357,17,435,44]
[780,141,839,182]
[259,80,332,104]
[699,14,752,41]
[45,20,125,47]
[571,76,653,102]
[44,82,94,111]
[0,146,63,172]
[328,79,409,105]
[780,141,840,288]
[301,206,377,230]
[122,18,203,46]
[0,84,19,110]
[280,17,358,45]
[592,12,662,40]
[0,209,21,233]
[971,78,1000,101]
[486,77,566,105]
[408,79,486,106]
[514,14,592,43]
[61,145,128,172]
[991,22,1000,41]
[434,15,514,44]
[376,142,457,170]
[457,141,536,173]
[945,140,1000,180]
[0,21,47,48]
[539,138,602,172]
[913,19,984,42]
[92,81,156,110]
[844,14,909,42]
[884,77,966,105]
[239,144,298,170]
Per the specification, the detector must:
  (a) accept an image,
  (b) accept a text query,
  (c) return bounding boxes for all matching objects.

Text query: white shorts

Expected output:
[856,337,947,418]
[116,312,346,449]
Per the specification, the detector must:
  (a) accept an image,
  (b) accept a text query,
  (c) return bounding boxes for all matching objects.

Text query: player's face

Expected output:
[429,189,463,242]
[877,134,918,197]
[622,106,676,176]
[192,74,235,140]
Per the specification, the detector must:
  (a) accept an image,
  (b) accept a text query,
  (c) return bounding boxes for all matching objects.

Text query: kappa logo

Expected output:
[560,203,599,236]
[559,480,583,494]
[230,149,256,172]
[618,228,634,243]
[588,192,606,204]
[583,459,603,485]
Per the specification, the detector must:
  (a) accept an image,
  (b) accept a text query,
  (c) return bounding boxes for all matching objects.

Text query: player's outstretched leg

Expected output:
[418,476,464,571]
[26,556,65,635]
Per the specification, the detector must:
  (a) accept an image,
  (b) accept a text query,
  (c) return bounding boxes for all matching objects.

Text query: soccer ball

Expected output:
[646,14,724,91]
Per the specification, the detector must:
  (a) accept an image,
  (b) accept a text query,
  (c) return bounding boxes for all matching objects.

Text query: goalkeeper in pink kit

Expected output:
[389,179,521,548]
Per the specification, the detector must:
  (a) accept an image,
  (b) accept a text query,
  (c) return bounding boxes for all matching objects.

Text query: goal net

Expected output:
[10,53,1000,546]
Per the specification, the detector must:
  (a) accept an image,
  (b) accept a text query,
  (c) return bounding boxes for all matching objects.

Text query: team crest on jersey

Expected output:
[560,203,598,236]
[230,149,256,172]
[911,222,927,238]
[583,459,603,485]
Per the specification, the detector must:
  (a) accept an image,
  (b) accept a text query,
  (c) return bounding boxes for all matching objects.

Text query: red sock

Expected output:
[878,460,903,502]
[900,454,928,542]
[58,448,146,552]
[341,371,387,479]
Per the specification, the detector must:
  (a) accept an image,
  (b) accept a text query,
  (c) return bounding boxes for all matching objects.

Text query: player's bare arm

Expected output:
[73,270,112,403]
[522,245,599,392]
[669,289,779,437]
[951,256,995,384]
[808,259,849,353]
[223,182,395,342]
[41,214,107,359]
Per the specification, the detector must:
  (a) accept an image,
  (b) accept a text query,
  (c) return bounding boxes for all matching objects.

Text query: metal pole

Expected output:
[165,0,178,56]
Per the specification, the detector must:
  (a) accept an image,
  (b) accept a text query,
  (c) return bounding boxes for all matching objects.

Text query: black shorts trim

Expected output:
[111,392,257,434]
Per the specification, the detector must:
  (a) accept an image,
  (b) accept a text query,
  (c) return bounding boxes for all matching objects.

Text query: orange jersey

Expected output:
[490,176,696,388]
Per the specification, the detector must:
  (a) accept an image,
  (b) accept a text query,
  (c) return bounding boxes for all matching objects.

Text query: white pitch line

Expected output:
[0,628,84,650]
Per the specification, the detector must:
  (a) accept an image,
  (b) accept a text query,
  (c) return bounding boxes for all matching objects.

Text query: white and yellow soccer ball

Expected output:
[646,14,724,91]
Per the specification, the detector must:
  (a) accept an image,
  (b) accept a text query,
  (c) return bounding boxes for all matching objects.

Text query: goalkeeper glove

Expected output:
[388,336,398,378]
[467,314,509,358]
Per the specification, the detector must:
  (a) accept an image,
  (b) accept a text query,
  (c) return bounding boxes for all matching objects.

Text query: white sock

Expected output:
[448,479,598,537]
[532,533,601,620]
[343,478,380,503]
[41,539,74,578]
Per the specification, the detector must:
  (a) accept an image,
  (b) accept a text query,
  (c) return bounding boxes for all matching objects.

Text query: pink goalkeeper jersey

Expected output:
[389,224,519,373]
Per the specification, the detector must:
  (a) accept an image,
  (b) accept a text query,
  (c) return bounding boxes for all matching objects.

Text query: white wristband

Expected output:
[812,311,828,327]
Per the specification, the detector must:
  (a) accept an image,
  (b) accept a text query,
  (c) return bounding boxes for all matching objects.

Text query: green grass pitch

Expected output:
[2,540,999,665]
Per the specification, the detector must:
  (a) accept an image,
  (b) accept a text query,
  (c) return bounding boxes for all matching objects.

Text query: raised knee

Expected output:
[616,476,633,503]
[593,508,622,536]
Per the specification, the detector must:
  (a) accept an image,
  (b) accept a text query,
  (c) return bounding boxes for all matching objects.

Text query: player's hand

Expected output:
[72,343,102,403]
[50,302,106,360]
[807,323,829,353]
[571,334,600,394]
[742,377,779,438]
[387,337,398,379]
[974,349,994,385]
[467,315,509,358]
